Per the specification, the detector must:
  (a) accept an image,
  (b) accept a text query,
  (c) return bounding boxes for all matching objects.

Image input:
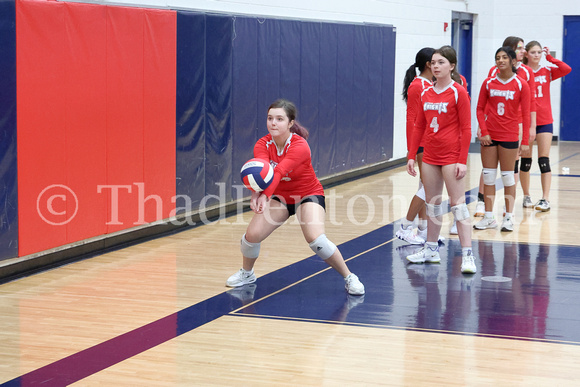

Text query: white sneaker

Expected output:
[450,221,458,235]
[226,268,257,287]
[501,215,514,232]
[406,246,441,264]
[345,273,365,295]
[396,224,425,245]
[474,201,485,217]
[535,199,551,212]
[417,228,445,243]
[473,217,498,230]
[461,252,477,274]
[523,195,533,208]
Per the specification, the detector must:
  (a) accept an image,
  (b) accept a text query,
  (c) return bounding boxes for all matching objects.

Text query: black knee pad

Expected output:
[538,157,551,173]
[520,157,532,172]
[514,159,519,174]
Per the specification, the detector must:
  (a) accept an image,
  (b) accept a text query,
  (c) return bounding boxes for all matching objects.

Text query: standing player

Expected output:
[474,46,531,231]
[522,41,572,211]
[396,47,437,245]
[406,46,476,274]
[474,36,537,216]
[226,99,365,295]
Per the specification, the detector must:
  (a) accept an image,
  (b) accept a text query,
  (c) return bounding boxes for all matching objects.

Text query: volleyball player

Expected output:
[396,47,441,245]
[474,46,531,232]
[522,41,572,211]
[406,46,477,274]
[474,36,537,216]
[226,99,365,295]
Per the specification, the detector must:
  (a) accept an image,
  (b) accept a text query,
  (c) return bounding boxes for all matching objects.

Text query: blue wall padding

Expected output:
[177,13,396,212]
[299,21,321,171]
[176,12,206,209]
[0,0,18,261]
[205,15,233,200]
[336,24,355,173]
[231,17,258,191]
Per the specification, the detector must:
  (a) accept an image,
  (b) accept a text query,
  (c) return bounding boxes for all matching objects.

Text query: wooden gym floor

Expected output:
[1,142,580,386]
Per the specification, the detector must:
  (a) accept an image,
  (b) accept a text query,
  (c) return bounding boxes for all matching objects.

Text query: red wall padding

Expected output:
[17,0,176,256]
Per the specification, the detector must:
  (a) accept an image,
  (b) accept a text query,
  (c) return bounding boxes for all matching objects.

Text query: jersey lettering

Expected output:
[423,102,448,113]
[490,89,515,100]
[535,75,547,84]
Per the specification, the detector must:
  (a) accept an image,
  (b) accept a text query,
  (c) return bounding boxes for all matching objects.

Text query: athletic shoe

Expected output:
[345,273,365,295]
[473,217,498,230]
[226,268,257,287]
[474,201,485,217]
[406,246,441,264]
[461,251,477,274]
[450,221,458,235]
[535,199,551,212]
[501,215,514,232]
[417,228,445,243]
[395,224,425,245]
[523,195,534,208]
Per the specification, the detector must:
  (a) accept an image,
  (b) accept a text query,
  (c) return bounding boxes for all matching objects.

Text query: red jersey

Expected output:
[477,74,531,145]
[408,81,471,165]
[489,62,537,113]
[406,76,432,151]
[254,133,324,203]
[532,55,572,125]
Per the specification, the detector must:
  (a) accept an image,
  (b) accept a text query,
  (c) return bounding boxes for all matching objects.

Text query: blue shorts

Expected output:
[536,123,553,134]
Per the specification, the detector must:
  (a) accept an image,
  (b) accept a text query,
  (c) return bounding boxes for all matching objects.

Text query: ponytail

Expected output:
[402,64,418,103]
[290,121,309,140]
[402,47,436,103]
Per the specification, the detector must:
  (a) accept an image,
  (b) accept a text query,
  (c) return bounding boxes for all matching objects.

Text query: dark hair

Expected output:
[502,36,524,51]
[433,45,462,84]
[402,47,435,103]
[522,40,542,65]
[268,99,309,140]
[496,46,517,73]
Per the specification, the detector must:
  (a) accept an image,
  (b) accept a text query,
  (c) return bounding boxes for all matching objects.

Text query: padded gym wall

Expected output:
[230,16,396,191]
[0,0,18,261]
[17,0,176,256]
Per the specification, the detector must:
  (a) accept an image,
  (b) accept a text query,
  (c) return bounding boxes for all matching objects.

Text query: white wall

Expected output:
[73,0,578,160]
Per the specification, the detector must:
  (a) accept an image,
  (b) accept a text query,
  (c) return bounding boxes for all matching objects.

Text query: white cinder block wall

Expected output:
[80,0,578,160]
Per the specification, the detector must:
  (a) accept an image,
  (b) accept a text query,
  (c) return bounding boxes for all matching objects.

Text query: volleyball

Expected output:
[240,158,274,192]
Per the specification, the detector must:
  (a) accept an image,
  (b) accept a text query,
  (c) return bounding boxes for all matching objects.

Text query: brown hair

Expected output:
[268,99,309,140]
[523,40,542,65]
[434,45,462,84]
[502,36,524,51]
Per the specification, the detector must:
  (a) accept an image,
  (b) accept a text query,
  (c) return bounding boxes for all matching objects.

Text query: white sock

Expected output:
[426,242,438,251]
[484,211,494,219]
[462,247,472,256]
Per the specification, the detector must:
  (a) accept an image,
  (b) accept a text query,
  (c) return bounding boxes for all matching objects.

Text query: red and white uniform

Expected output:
[408,81,471,165]
[254,133,324,203]
[533,55,572,125]
[406,76,432,151]
[489,62,537,113]
[476,74,531,145]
